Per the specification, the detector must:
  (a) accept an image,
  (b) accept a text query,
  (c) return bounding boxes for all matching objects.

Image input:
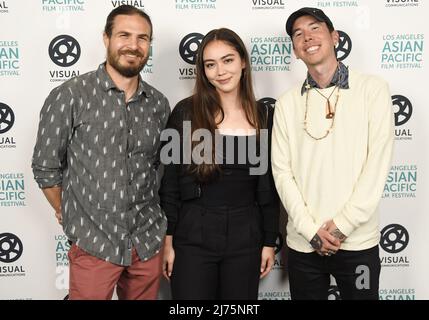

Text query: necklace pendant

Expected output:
[325,100,335,119]
[304,86,340,140]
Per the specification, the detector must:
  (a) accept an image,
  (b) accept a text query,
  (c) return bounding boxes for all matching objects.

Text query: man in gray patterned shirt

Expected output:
[32,5,170,300]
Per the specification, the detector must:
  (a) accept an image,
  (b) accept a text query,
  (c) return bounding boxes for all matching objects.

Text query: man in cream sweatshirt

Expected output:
[272,7,394,300]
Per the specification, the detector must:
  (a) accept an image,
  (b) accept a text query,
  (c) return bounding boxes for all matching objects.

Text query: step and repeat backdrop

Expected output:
[0,0,428,300]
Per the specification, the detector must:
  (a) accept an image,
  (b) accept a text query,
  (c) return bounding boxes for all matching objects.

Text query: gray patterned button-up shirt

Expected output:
[32,63,170,266]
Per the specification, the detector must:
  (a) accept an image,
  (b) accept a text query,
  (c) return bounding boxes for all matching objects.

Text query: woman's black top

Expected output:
[159,97,280,246]
[196,134,258,206]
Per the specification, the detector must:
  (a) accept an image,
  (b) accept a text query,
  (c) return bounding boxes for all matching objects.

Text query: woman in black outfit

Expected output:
[160,28,279,300]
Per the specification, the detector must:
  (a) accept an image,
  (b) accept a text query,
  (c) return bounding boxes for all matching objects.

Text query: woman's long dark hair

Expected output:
[190,28,260,182]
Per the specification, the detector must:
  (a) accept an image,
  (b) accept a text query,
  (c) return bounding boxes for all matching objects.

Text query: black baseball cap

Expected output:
[286,7,334,37]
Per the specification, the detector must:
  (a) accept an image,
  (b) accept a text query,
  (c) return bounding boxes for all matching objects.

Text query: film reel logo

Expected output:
[49,34,81,67]
[0,233,23,263]
[0,102,15,134]
[392,95,413,126]
[335,30,352,61]
[179,32,204,65]
[380,224,409,254]
[258,97,277,110]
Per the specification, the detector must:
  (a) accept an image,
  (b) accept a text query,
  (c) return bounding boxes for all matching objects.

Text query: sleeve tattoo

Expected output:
[310,234,323,250]
[330,228,346,241]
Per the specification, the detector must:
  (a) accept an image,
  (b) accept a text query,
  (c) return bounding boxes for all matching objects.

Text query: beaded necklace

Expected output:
[303,84,340,140]
[303,66,342,141]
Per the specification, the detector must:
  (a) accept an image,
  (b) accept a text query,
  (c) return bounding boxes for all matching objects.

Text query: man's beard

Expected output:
[107,48,148,78]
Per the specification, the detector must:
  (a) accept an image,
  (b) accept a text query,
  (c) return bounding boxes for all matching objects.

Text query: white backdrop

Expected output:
[0,0,428,300]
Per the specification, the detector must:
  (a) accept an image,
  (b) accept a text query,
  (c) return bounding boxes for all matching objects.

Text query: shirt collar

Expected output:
[301,61,350,95]
[96,62,151,98]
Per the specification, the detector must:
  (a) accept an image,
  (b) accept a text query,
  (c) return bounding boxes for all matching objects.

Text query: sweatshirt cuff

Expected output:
[333,214,356,237]
[301,223,321,244]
